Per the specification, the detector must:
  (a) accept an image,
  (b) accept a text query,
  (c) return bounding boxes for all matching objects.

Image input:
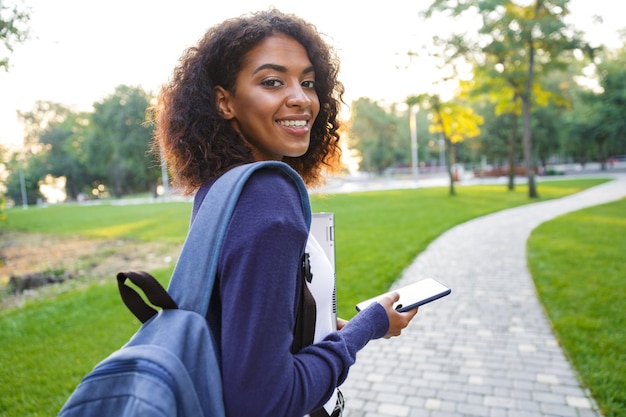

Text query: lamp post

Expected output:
[439,135,445,171]
[19,164,28,209]
[160,147,170,200]
[409,105,419,180]
[17,149,28,209]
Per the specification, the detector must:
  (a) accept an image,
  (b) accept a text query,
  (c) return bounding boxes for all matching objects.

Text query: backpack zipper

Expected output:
[83,358,177,394]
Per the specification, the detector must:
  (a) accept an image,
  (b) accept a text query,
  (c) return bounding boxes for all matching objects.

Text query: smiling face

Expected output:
[214,34,320,161]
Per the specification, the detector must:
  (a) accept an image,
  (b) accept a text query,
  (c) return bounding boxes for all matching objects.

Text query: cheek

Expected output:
[250,94,281,119]
[313,102,322,124]
[311,95,321,119]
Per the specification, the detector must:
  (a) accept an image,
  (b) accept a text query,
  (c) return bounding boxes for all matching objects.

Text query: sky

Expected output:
[0,0,623,148]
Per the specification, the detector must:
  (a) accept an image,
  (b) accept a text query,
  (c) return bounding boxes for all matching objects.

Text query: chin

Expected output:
[287,149,309,158]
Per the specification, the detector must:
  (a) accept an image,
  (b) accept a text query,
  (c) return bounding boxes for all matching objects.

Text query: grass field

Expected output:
[0,177,617,416]
[528,198,626,417]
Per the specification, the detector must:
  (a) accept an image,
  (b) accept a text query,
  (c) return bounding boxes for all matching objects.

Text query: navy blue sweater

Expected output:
[193,167,389,416]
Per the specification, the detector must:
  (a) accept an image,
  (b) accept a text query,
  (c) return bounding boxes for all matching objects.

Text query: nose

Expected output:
[286,84,312,108]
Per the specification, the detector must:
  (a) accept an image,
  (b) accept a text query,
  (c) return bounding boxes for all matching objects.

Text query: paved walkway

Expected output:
[341,173,626,417]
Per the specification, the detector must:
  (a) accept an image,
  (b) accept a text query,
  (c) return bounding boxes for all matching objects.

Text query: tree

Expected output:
[38,113,95,199]
[532,98,570,170]
[84,85,159,197]
[0,0,30,71]
[12,102,94,201]
[5,102,75,205]
[0,142,7,219]
[423,0,585,198]
[0,190,5,220]
[562,42,626,168]
[0,0,30,211]
[5,87,160,204]
[4,149,45,205]
[463,63,524,190]
[592,46,626,165]
[347,98,412,174]
[408,93,483,195]
[467,100,520,180]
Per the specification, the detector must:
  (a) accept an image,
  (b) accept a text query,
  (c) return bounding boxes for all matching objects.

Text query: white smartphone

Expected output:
[355,278,451,313]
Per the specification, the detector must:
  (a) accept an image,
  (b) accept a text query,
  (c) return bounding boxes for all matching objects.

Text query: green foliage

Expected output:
[422,92,484,144]
[39,113,94,199]
[2,86,158,206]
[0,192,6,222]
[584,46,626,163]
[6,102,96,205]
[0,178,609,416]
[422,0,587,198]
[0,143,8,219]
[348,98,424,174]
[406,93,484,195]
[85,85,159,197]
[529,198,626,417]
[532,99,569,168]
[17,101,74,147]
[4,153,43,205]
[0,0,30,71]
[404,38,626,174]
[467,101,518,164]
[15,102,96,200]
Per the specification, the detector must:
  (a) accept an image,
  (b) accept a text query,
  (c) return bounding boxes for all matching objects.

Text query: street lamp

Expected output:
[409,105,419,180]
[19,164,28,209]
[160,147,170,200]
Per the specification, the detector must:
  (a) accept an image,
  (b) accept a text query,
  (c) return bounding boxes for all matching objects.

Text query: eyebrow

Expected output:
[252,63,315,76]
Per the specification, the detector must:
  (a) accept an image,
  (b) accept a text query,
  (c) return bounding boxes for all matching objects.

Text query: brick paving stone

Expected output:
[566,396,592,409]
[508,411,538,417]
[378,403,410,416]
[579,410,604,417]
[340,174,626,417]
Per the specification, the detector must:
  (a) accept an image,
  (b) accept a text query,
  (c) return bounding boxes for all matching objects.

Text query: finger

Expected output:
[336,318,349,330]
[397,305,419,318]
[379,291,400,308]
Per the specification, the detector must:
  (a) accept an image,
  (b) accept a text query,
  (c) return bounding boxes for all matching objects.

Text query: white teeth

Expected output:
[279,120,307,127]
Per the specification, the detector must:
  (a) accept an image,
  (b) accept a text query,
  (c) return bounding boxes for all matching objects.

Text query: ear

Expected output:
[214,86,235,120]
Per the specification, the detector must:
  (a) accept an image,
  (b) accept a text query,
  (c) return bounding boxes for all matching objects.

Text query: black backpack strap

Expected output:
[295,253,332,417]
[310,409,331,417]
[291,252,317,353]
[117,271,178,323]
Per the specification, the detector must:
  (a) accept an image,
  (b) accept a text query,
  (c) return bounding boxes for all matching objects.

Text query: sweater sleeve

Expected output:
[210,168,389,417]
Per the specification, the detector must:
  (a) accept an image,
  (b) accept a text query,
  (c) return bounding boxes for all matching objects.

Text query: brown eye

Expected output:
[261,79,283,87]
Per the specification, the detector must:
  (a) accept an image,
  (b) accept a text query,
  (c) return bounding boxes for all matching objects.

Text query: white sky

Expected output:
[0,0,622,148]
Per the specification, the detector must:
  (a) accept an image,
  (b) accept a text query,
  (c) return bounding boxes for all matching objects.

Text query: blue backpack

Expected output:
[58,161,312,417]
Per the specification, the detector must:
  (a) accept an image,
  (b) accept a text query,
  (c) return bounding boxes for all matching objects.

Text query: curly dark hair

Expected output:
[153,9,344,193]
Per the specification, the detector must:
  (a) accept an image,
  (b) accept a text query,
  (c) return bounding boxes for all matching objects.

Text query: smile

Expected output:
[278,120,307,127]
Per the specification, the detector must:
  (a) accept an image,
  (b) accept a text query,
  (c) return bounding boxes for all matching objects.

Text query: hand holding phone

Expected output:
[356,278,451,313]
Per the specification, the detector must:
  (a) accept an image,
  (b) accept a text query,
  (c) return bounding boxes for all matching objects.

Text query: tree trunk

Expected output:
[522,97,537,198]
[599,136,607,170]
[507,113,518,191]
[446,137,455,196]
[522,3,539,198]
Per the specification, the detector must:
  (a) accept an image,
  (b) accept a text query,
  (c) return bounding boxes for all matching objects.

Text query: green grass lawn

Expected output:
[0,177,613,416]
[2,201,193,242]
[528,198,626,417]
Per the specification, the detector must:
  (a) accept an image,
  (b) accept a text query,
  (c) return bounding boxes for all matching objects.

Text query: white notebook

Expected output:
[310,213,335,269]
[309,212,337,319]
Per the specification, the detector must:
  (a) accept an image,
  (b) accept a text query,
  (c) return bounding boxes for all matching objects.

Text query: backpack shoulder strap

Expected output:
[167,161,311,315]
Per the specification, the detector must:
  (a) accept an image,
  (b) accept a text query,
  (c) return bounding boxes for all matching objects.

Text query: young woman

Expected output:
[153,9,418,417]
